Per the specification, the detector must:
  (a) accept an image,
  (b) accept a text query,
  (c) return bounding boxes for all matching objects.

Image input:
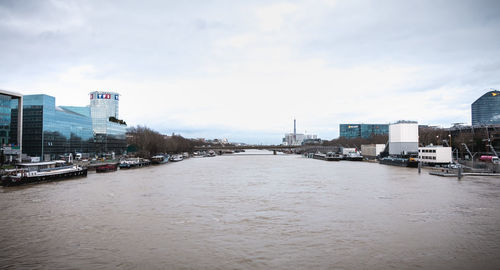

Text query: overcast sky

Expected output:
[1,0,499,144]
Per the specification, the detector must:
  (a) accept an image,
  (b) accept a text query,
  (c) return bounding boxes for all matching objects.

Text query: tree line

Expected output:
[126,126,205,158]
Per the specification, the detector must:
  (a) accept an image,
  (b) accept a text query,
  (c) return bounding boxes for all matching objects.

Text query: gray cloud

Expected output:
[1,0,499,143]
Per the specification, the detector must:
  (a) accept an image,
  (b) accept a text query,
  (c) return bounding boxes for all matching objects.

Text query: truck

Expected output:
[479,155,500,164]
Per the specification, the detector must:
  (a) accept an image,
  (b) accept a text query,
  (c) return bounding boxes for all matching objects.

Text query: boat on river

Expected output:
[379,156,418,167]
[1,161,87,186]
[170,154,184,162]
[313,152,326,160]
[345,152,363,161]
[325,152,342,161]
[206,150,216,157]
[151,155,170,164]
[119,158,151,169]
[95,163,118,173]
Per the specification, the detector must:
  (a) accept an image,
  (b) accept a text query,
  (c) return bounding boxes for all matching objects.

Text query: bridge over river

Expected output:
[193,145,341,154]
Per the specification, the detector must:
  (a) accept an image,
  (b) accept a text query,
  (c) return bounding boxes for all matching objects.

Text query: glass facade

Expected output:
[340,124,389,139]
[10,95,94,160]
[0,94,12,145]
[89,91,126,154]
[471,90,500,126]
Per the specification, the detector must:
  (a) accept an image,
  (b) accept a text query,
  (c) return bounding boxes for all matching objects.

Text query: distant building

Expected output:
[89,91,127,154]
[282,119,318,145]
[0,89,22,162]
[282,133,304,146]
[361,144,386,159]
[388,121,419,155]
[11,94,93,161]
[339,124,389,139]
[471,89,500,126]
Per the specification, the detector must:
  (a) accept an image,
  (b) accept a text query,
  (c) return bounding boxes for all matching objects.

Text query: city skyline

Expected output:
[1,0,499,144]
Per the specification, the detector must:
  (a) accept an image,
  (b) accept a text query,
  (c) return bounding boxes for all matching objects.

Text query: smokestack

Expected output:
[294,118,296,140]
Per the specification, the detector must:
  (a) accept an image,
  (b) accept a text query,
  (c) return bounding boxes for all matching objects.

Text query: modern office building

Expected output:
[339,124,389,139]
[0,89,22,162]
[471,89,500,126]
[388,121,419,155]
[10,94,93,161]
[89,91,127,154]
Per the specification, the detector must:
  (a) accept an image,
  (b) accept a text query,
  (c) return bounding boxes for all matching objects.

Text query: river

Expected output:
[1,150,500,269]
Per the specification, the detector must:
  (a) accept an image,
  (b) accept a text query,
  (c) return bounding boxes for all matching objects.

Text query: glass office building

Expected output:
[339,124,389,139]
[0,94,12,145]
[10,95,93,160]
[89,91,127,154]
[0,90,23,162]
[471,90,500,126]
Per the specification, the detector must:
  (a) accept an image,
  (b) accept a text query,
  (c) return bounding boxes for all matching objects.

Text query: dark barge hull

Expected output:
[119,162,151,169]
[379,158,418,168]
[96,164,118,173]
[313,155,326,161]
[1,169,88,187]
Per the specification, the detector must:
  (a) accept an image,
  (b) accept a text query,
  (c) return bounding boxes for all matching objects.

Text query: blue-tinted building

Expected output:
[0,90,23,162]
[472,90,500,126]
[339,124,389,139]
[0,94,12,145]
[10,95,93,160]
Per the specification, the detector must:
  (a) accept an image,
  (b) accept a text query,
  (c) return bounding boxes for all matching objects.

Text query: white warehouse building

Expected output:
[418,146,452,164]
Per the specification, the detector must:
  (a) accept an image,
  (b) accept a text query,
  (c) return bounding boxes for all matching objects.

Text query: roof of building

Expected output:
[0,89,23,98]
[472,89,500,105]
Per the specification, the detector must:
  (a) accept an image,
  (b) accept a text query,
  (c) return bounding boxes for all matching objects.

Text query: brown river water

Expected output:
[1,150,500,270]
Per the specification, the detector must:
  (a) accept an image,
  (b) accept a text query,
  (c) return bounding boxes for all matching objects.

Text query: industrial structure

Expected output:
[388,121,419,155]
[361,144,386,159]
[282,119,318,146]
[339,124,389,139]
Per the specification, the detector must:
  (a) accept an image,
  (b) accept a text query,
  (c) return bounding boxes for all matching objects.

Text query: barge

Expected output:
[151,155,170,164]
[95,163,119,173]
[345,152,363,161]
[1,161,87,186]
[119,158,151,169]
[170,154,184,162]
[325,152,342,161]
[379,156,418,167]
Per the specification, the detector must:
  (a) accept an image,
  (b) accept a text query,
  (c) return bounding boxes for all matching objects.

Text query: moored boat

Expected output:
[325,152,342,161]
[151,155,170,164]
[206,150,216,157]
[119,158,151,169]
[345,152,363,161]
[313,152,326,160]
[96,163,118,173]
[379,156,418,167]
[170,154,184,162]
[1,161,87,186]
